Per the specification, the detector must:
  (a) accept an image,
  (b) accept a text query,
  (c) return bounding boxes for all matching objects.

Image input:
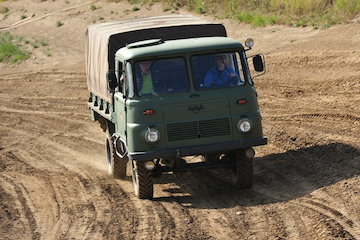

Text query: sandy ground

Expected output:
[1,0,360,239]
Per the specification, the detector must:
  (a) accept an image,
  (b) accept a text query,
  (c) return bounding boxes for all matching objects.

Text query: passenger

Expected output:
[136,60,180,95]
[137,61,155,95]
[204,54,239,87]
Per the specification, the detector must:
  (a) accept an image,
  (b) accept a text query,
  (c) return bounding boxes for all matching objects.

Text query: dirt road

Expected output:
[1,0,360,239]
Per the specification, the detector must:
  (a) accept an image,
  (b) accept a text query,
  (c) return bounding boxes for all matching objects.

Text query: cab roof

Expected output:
[115,37,244,60]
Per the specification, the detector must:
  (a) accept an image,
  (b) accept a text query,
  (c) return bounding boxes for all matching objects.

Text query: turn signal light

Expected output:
[143,109,154,115]
[237,99,247,105]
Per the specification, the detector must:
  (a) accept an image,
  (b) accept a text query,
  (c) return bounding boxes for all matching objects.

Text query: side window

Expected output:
[233,52,245,83]
[126,62,134,98]
[117,61,124,93]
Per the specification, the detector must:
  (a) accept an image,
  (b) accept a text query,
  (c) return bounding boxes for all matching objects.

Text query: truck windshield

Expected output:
[134,57,189,96]
[191,52,245,90]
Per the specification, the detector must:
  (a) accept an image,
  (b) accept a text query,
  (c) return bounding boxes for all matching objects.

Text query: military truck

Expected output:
[86,15,267,199]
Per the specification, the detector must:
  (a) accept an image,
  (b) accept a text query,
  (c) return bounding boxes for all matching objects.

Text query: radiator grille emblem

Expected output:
[188,105,204,112]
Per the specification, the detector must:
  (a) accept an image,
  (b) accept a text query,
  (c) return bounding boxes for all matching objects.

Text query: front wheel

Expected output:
[106,130,127,179]
[231,150,254,189]
[131,160,153,199]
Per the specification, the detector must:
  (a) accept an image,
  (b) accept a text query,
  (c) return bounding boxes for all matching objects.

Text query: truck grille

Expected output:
[167,118,231,141]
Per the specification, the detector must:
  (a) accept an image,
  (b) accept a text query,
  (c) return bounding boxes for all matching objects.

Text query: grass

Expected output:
[91,4,98,11]
[0,32,30,63]
[162,6,171,12]
[39,40,48,46]
[0,32,52,63]
[0,7,9,14]
[56,21,63,27]
[126,0,360,28]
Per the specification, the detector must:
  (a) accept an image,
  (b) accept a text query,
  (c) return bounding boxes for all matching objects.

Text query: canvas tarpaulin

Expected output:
[85,15,227,104]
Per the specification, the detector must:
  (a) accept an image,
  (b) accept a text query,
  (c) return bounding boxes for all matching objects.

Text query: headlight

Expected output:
[237,119,252,133]
[145,128,160,143]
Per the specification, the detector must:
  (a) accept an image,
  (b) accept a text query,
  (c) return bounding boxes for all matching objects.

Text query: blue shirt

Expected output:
[204,66,238,87]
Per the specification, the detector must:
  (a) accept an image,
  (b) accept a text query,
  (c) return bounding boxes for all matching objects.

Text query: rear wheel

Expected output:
[106,130,127,179]
[131,160,153,199]
[231,150,254,189]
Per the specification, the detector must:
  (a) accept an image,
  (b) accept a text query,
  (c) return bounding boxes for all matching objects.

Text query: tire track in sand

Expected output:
[297,198,360,238]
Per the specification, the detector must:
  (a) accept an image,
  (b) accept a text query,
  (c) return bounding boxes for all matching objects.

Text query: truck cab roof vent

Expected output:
[127,39,164,49]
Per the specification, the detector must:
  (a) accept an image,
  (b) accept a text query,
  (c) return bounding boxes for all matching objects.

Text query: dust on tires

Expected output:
[232,150,254,189]
[106,129,127,179]
[131,160,153,199]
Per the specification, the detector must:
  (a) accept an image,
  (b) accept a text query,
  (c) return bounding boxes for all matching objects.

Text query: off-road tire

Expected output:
[131,160,153,199]
[232,150,254,189]
[106,130,127,179]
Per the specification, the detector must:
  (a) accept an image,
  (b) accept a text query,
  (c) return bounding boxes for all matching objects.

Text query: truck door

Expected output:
[114,62,127,141]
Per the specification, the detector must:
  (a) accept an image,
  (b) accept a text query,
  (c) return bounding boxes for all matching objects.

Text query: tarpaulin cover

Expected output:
[85,15,227,103]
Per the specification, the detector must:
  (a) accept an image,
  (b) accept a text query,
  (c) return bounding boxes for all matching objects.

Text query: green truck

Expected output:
[86,15,267,199]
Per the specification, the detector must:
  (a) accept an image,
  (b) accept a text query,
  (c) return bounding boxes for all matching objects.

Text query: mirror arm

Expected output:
[248,53,266,80]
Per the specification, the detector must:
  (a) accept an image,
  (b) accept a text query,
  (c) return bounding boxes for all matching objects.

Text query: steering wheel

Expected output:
[229,75,240,85]
[209,75,239,87]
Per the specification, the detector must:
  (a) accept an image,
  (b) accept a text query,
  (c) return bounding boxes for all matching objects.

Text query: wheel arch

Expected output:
[99,116,116,134]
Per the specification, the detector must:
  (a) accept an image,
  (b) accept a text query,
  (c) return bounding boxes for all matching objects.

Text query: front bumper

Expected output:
[128,137,268,161]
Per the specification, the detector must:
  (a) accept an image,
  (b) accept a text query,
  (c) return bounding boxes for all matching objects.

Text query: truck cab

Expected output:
[86,15,267,199]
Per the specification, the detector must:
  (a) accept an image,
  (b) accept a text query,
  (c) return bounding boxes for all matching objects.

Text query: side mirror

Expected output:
[106,71,118,92]
[253,54,264,72]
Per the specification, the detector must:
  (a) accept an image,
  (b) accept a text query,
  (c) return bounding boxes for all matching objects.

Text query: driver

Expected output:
[204,54,239,87]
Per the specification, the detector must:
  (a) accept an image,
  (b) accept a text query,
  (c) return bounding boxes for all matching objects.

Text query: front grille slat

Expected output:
[167,118,230,141]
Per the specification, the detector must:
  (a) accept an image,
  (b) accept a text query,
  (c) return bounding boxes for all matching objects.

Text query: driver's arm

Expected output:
[204,69,215,87]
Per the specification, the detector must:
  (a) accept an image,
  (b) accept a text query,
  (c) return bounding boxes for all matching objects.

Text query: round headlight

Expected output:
[238,119,252,133]
[245,38,254,48]
[145,128,160,143]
